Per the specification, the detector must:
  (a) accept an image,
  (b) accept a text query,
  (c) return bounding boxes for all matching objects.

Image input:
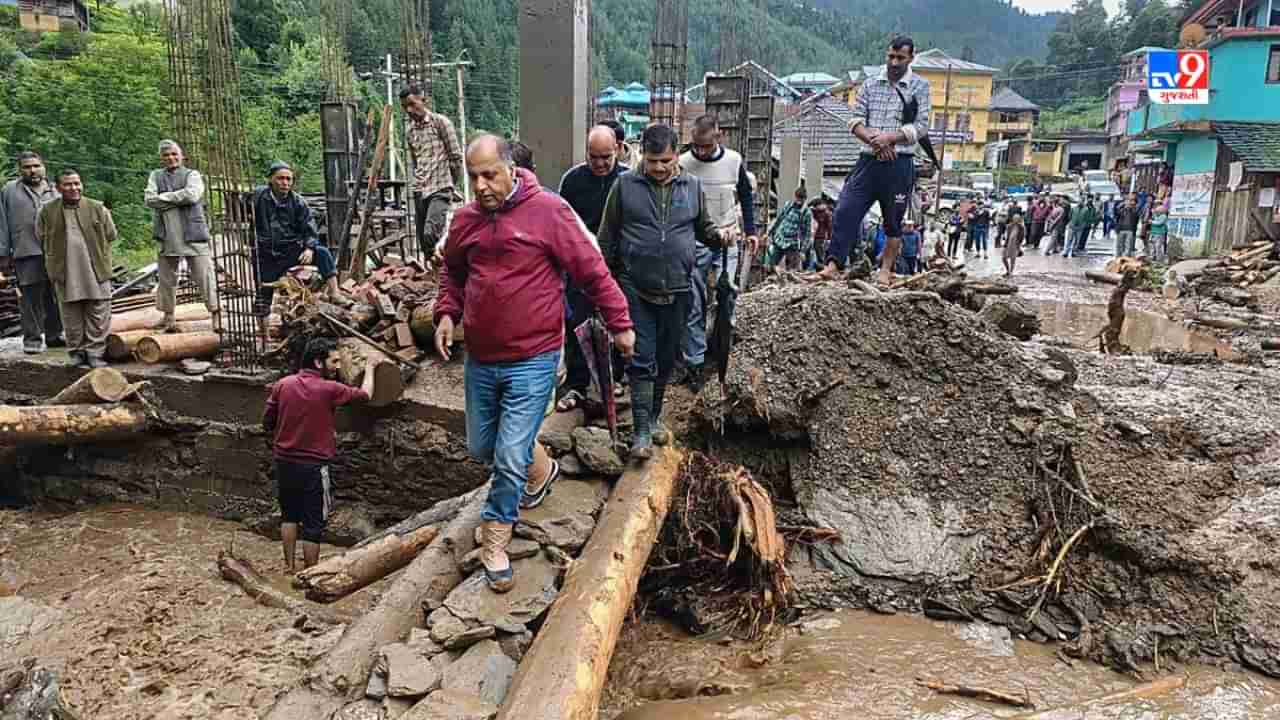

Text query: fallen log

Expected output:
[294,523,439,603]
[106,321,212,360]
[1013,674,1187,719]
[409,303,463,346]
[916,678,1034,709]
[265,485,487,720]
[355,344,403,408]
[353,489,479,549]
[0,403,148,445]
[965,280,1019,295]
[108,303,210,333]
[1189,314,1250,331]
[216,551,348,626]
[134,332,221,364]
[1085,270,1122,286]
[496,448,682,720]
[49,368,139,405]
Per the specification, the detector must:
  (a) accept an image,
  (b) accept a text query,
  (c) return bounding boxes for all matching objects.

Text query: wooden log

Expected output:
[353,489,478,549]
[964,280,1020,295]
[106,321,213,360]
[1085,270,1122,286]
[353,344,403,407]
[49,368,135,405]
[216,551,348,626]
[0,403,148,445]
[350,106,393,282]
[135,332,221,364]
[916,678,1034,709]
[1013,674,1187,719]
[294,524,440,603]
[1189,314,1250,331]
[496,449,682,720]
[409,303,463,346]
[264,486,487,720]
[109,303,210,333]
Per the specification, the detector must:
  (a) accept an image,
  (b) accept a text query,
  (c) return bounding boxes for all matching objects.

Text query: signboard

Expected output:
[1147,50,1209,105]
[1170,172,1213,217]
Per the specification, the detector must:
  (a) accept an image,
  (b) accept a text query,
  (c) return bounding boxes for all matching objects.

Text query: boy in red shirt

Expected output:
[263,338,372,570]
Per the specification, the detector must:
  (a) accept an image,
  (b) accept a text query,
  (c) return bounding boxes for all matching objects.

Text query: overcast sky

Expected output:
[1013,0,1125,15]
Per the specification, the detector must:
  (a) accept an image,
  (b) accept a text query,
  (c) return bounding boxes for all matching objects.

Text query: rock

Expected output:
[799,616,843,634]
[978,297,1041,341]
[440,639,517,706]
[538,427,574,456]
[953,622,1015,658]
[460,538,541,574]
[444,555,561,628]
[427,610,468,646]
[556,452,584,476]
[517,514,594,552]
[442,625,496,650]
[384,696,416,719]
[497,629,533,662]
[1039,367,1067,386]
[366,664,388,700]
[334,699,384,720]
[0,597,63,651]
[1115,420,1151,438]
[324,502,380,546]
[382,642,441,698]
[407,628,446,658]
[403,689,498,720]
[571,426,625,476]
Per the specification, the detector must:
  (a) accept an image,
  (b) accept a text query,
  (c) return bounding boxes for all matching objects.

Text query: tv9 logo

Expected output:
[1148,51,1209,104]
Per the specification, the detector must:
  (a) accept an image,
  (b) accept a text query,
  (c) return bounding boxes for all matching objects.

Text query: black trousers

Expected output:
[415,193,452,258]
[15,256,62,344]
[622,283,689,384]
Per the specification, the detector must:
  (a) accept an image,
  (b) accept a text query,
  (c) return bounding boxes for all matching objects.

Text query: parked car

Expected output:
[1080,170,1122,201]
[968,172,995,196]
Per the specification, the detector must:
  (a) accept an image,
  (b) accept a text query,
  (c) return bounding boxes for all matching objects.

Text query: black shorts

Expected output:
[275,459,330,543]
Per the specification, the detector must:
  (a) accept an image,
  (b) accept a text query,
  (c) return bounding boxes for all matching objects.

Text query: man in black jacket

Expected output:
[556,126,630,410]
[253,162,339,324]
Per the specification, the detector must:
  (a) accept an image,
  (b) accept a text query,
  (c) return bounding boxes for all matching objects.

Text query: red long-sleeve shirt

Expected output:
[262,369,368,465]
[434,168,632,364]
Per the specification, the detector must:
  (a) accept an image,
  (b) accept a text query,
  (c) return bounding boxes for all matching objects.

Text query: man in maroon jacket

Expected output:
[263,338,372,570]
[434,135,635,593]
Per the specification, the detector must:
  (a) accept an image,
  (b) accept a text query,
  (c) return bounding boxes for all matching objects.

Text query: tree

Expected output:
[232,0,286,60]
[1124,0,1179,52]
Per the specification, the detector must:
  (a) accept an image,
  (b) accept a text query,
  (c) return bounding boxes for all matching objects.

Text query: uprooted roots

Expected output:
[641,453,801,639]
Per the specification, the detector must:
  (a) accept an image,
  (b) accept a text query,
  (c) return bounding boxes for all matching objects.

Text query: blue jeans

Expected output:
[972,225,989,253]
[684,242,737,367]
[1065,227,1088,257]
[465,350,559,525]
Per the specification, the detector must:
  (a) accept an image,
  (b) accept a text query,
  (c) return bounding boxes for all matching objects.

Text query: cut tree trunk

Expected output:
[965,280,1019,295]
[1085,270,1122,286]
[109,303,210,333]
[294,524,439,603]
[216,551,348,626]
[353,490,476,549]
[49,368,138,405]
[264,485,487,720]
[1013,674,1186,719]
[0,403,148,445]
[134,332,222,364]
[106,321,212,360]
[339,340,404,407]
[496,448,682,720]
[1189,315,1250,331]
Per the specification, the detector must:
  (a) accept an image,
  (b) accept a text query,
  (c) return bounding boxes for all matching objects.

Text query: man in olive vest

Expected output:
[37,169,116,368]
[598,123,732,459]
[0,151,63,354]
[677,114,758,392]
[145,140,220,332]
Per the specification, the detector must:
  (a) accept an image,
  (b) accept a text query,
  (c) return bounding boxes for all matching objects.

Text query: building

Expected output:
[1105,46,1172,161]
[15,0,88,32]
[779,72,840,97]
[595,83,650,138]
[850,49,999,168]
[1125,4,1280,255]
[771,93,862,199]
[685,60,804,106]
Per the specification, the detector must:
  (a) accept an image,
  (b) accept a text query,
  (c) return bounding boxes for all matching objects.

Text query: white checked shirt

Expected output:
[850,66,932,156]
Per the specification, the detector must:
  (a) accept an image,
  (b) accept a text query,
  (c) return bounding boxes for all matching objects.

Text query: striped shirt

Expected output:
[850,67,932,156]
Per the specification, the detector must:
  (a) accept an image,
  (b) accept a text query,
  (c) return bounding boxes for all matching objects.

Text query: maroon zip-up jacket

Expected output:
[434,168,632,364]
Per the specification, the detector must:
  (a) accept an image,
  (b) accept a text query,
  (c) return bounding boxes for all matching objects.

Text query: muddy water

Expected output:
[1031,299,1235,356]
[606,612,1280,719]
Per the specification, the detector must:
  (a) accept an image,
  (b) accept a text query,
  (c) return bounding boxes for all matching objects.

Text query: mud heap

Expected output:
[694,283,1280,678]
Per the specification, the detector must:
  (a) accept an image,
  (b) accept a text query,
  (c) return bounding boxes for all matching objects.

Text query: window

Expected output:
[933,115,947,131]
[1269,45,1280,84]
[999,112,1021,123]
[955,113,971,132]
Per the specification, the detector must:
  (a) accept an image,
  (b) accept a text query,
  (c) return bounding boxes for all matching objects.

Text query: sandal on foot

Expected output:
[520,460,560,510]
[556,390,584,412]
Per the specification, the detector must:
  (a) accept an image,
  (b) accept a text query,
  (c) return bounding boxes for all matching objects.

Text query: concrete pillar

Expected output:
[805,146,824,200]
[779,137,802,207]
[519,0,590,188]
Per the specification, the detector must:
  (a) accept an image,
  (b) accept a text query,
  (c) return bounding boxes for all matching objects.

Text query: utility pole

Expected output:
[362,53,403,182]
[455,61,469,201]
[934,61,953,217]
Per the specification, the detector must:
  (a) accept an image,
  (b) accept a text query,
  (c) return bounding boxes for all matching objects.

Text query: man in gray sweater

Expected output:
[0,151,63,354]
[145,140,220,332]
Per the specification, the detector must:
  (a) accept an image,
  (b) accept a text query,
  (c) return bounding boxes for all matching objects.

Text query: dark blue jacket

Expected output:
[253,186,320,258]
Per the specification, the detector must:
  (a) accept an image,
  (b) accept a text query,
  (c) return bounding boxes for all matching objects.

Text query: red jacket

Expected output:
[263,370,368,464]
[434,168,632,363]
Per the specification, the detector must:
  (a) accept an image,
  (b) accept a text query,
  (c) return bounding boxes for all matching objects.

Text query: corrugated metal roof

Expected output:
[989,87,1039,112]
[901,48,999,75]
[781,72,840,86]
[1123,45,1172,57]
[1215,121,1280,172]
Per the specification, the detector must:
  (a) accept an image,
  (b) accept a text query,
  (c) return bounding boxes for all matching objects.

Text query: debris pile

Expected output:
[694,283,1280,678]
[1196,240,1280,289]
[0,274,18,338]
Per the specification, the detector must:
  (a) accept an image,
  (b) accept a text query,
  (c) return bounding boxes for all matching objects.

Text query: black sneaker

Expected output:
[45,335,67,348]
[520,459,560,510]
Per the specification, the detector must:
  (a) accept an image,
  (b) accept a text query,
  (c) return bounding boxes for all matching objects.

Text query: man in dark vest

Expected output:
[37,168,116,368]
[145,140,220,332]
[597,123,732,460]
[0,151,63,354]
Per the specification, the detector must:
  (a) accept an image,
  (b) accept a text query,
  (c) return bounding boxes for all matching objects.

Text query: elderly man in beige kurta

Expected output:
[145,140,219,331]
[37,170,116,368]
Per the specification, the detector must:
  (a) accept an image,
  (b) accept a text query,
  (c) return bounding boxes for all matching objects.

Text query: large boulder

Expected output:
[571,427,625,476]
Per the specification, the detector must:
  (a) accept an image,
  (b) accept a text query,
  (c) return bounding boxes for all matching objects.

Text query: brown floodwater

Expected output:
[1031,299,1236,357]
[606,611,1280,719]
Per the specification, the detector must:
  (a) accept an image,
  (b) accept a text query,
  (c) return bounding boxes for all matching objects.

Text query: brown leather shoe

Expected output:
[479,521,515,593]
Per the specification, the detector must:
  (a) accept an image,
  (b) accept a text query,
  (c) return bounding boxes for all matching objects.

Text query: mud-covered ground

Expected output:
[0,506,379,719]
[665,281,1280,682]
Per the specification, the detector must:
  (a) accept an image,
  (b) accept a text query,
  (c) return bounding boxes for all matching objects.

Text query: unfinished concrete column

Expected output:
[519,0,589,188]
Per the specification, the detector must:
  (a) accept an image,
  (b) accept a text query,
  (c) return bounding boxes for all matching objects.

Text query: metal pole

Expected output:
[933,62,953,217]
[1238,0,1246,26]
[385,53,397,182]
[457,63,470,201]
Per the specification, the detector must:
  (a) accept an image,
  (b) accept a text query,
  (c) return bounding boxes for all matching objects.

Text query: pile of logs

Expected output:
[0,273,18,338]
[104,303,217,364]
[0,368,151,446]
[1197,240,1279,289]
